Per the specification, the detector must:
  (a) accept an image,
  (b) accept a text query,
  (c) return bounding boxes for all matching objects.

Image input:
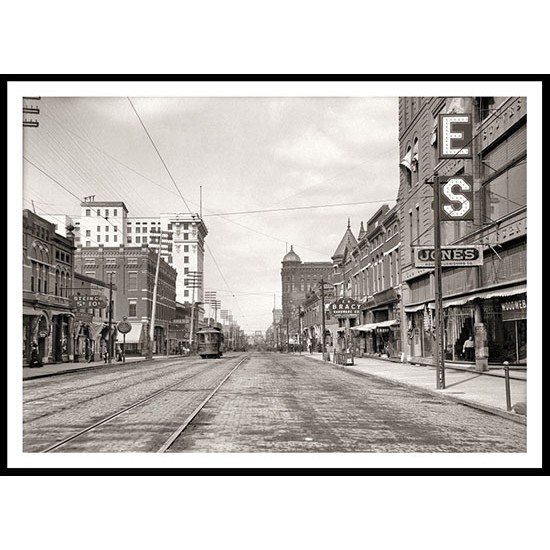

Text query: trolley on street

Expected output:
[196,326,224,359]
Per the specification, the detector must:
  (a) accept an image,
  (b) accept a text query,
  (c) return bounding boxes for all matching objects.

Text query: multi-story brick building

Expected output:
[74,200,207,305]
[22,210,76,365]
[280,246,332,348]
[331,210,401,358]
[397,97,527,368]
[74,244,177,355]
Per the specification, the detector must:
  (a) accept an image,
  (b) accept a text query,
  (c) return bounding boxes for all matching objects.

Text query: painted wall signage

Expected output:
[501,297,527,321]
[438,113,472,159]
[412,245,484,267]
[328,297,360,318]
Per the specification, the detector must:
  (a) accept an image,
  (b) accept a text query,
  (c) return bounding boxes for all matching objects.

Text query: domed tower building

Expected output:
[280,245,332,349]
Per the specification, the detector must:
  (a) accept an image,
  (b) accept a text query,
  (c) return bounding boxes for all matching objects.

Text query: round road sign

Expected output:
[117,321,132,334]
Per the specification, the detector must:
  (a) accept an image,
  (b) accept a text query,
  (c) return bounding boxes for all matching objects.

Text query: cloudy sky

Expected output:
[22,94,399,331]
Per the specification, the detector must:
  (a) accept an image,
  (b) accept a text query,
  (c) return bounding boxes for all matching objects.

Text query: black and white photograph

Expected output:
[7,79,542,470]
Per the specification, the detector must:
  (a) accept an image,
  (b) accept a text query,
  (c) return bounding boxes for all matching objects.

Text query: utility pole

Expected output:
[298,305,302,353]
[147,246,162,360]
[320,278,327,360]
[188,271,202,354]
[432,173,445,389]
[108,272,113,363]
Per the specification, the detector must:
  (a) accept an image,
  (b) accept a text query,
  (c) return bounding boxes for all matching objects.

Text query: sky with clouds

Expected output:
[22,95,399,331]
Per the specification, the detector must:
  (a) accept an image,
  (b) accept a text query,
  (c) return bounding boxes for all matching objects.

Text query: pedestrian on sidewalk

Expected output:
[463,336,475,361]
[30,343,42,368]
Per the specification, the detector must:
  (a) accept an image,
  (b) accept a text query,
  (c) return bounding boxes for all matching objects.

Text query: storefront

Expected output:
[404,285,527,365]
[352,319,400,358]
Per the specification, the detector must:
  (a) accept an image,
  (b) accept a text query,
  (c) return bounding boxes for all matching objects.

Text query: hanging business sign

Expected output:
[440,176,474,221]
[328,297,360,318]
[71,294,107,309]
[412,245,483,267]
[438,113,472,159]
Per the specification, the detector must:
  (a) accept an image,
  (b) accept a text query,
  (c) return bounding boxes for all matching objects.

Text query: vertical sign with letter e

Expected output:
[438,113,472,159]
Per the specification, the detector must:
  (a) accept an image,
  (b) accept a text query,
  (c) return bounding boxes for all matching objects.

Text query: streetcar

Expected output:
[196,326,224,359]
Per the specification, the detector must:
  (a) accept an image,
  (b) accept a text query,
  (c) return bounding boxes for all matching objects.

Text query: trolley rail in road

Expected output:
[40,355,247,453]
[158,356,248,452]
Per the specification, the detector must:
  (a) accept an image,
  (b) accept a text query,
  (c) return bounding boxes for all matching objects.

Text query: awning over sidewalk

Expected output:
[119,322,144,344]
[352,320,398,332]
[404,284,527,313]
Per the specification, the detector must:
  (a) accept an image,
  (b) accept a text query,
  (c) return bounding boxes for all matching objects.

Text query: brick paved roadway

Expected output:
[168,352,526,452]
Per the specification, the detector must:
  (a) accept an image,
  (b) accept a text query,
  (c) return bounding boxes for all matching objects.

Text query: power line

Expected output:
[203,198,396,217]
[127,97,193,214]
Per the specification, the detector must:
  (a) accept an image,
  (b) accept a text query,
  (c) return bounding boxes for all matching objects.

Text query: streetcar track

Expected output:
[158,356,248,452]
[23,357,208,405]
[39,355,246,453]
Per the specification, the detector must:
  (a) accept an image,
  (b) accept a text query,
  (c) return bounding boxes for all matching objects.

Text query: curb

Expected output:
[301,354,527,425]
[22,356,184,381]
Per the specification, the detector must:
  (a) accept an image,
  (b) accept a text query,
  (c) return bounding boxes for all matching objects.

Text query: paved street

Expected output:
[23,352,526,453]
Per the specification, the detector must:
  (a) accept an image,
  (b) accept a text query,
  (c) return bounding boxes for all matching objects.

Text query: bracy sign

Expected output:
[329,297,360,318]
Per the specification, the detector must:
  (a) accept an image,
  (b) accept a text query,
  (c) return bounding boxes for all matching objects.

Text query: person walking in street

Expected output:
[463,336,475,361]
[101,341,109,363]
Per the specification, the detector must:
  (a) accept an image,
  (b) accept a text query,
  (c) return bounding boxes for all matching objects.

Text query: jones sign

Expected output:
[412,245,483,267]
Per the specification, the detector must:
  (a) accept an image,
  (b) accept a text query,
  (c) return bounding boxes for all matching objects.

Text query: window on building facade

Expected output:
[105,226,109,232]
[86,241,91,247]
[86,230,91,237]
[184,267,189,274]
[114,235,117,242]
[127,237,132,244]
[85,209,91,216]
[142,236,148,244]
[128,300,137,317]
[128,272,137,291]
[482,123,527,222]
[135,227,140,233]
[415,206,420,243]
[97,235,101,242]
[412,137,420,184]
[184,233,189,240]
[127,226,132,233]
[97,226,100,232]
[105,235,109,242]
[184,256,189,263]
[184,290,189,297]
[97,209,101,216]
[136,237,141,243]
[114,209,118,216]
[105,210,109,217]
[401,145,413,189]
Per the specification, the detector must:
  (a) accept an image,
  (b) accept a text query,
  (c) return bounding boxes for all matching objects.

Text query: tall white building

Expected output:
[74,200,208,304]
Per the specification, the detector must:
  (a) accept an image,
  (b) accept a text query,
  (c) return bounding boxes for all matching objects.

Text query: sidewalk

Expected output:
[22,354,185,381]
[302,352,527,424]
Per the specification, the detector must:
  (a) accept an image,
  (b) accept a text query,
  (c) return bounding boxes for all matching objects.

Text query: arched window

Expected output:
[400,145,413,188]
[412,137,419,184]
